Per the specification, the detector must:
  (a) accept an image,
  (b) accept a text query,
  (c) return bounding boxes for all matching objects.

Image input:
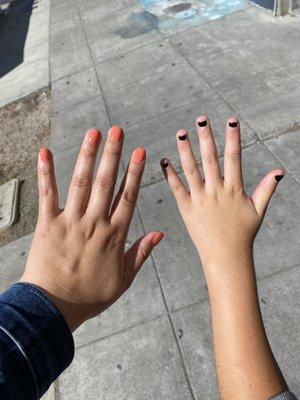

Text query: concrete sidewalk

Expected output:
[0,0,300,399]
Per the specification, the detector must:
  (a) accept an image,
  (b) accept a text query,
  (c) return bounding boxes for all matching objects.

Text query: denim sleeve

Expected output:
[0,282,74,400]
[271,392,298,400]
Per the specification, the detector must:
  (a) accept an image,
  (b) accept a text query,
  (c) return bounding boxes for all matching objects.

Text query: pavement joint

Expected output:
[75,313,166,351]
[262,141,300,186]
[50,94,103,117]
[51,93,100,115]
[217,24,300,84]
[70,0,113,127]
[50,64,93,85]
[277,14,300,31]
[170,262,300,317]
[136,202,197,400]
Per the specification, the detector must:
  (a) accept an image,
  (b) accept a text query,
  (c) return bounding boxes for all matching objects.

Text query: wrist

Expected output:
[198,246,256,295]
[19,276,85,332]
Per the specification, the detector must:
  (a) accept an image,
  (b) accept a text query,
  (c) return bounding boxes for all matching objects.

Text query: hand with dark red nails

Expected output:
[20,126,164,332]
[161,116,288,400]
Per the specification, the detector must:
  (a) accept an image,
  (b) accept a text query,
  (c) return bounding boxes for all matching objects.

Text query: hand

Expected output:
[20,126,164,332]
[160,116,288,399]
[160,116,284,270]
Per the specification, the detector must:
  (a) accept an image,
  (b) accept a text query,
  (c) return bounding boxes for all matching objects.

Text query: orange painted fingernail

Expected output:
[152,232,164,246]
[110,126,124,142]
[133,147,146,163]
[40,148,50,162]
[87,129,100,146]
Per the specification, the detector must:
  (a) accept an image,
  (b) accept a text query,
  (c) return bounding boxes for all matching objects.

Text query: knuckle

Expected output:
[225,151,241,162]
[185,163,198,176]
[105,145,121,159]
[80,146,95,158]
[38,166,52,176]
[82,217,97,240]
[138,246,149,263]
[202,152,218,164]
[39,187,55,198]
[109,228,124,245]
[172,182,184,195]
[128,164,141,177]
[73,174,90,188]
[96,175,115,191]
[121,188,137,204]
[262,185,275,197]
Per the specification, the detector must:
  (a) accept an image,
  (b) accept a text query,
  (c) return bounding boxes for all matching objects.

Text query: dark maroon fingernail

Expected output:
[229,121,238,128]
[161,158,169,168]
[178,134,187,141]
[197,120,207,128]
[275,175,284,182]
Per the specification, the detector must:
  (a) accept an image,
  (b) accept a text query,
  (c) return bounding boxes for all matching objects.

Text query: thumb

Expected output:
[125,231,164,278]
[251,169,285,218]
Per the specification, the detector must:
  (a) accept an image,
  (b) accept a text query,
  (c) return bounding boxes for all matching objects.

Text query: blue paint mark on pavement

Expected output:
[139,0,248,33]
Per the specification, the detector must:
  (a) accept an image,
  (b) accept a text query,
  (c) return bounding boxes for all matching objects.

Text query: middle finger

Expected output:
[65,129,101,217]
[196,116,222,191]
[87,126,124,220]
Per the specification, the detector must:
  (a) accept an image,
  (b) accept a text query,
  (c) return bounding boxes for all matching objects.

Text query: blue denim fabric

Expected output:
[0,283,74,399]
[271,392,298,400]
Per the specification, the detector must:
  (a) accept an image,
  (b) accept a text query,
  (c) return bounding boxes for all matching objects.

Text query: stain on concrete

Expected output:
[115,11,158,39]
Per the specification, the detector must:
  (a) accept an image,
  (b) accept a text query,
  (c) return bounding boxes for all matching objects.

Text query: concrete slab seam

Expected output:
[261,141,300,186]
[70,0,113,127]
[136,202,197,400]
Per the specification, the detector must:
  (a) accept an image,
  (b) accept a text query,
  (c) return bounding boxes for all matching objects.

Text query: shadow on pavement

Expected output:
[0,0,34,78]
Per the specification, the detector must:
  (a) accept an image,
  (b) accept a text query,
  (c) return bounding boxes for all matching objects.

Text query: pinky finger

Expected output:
[160,158,189,204]
[37,148,59,218]
[252,169,285,218]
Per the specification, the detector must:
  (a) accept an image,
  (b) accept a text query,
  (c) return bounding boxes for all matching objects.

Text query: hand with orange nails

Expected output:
[19,126,164,332]
[161,116,288,400]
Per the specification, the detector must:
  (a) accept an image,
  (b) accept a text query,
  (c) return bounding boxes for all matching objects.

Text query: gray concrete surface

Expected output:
[0,0,299,399]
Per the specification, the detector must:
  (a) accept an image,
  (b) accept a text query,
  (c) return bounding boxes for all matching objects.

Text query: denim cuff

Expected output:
[0,282,74,399]
[270,392,298,400]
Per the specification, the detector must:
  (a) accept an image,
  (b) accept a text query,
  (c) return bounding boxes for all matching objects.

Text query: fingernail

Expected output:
[110,126,123,142]
[275,174,284,182]
[152,232,164,246]
[161,158,169,168]
[197,120,207,128]
[87,129,100,146]
[178,134,187,141]
[133,147,146,163]
[229,121,238,128]
[40,148,50,162]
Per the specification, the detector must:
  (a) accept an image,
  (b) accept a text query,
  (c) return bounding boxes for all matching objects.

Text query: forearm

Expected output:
[203,251,287,400]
